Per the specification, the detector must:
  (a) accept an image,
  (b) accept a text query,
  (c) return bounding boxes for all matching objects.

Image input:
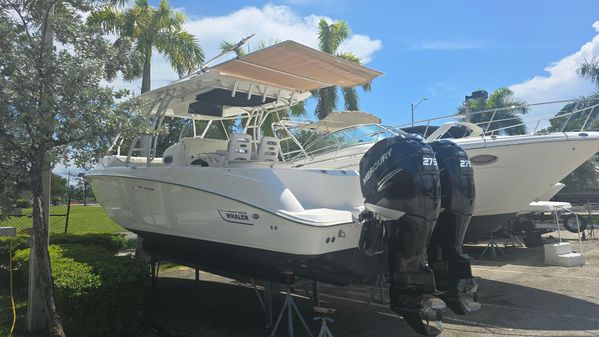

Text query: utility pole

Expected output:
[411,97,428,127]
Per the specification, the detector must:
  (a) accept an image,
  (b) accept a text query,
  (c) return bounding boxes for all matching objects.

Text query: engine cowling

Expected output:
[359,134,443,335]
[427,140,480,315]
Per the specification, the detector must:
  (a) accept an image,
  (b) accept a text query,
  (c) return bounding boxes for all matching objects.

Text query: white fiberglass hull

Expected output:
[285,132,599,217]
[87,166,381,284]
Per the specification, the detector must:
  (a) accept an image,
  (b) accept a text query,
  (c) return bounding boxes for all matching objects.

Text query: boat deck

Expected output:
[147,230,599,337]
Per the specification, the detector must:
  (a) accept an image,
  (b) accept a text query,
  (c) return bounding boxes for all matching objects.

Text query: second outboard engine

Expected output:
[427,140,480,315]
[359,134,443,335]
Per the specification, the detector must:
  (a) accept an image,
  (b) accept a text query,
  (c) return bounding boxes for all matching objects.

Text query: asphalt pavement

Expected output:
[151,231,599,337]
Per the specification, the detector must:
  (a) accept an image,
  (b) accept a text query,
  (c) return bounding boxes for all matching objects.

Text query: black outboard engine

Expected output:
[427,140,480,315]
[359,134,443,335]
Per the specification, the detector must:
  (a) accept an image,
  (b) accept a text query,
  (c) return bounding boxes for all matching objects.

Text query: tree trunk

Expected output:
[137,49,153,260]
[141,48,151,94]
[30,155,66,337]
[317,88,330,120]
[28,3,66,336]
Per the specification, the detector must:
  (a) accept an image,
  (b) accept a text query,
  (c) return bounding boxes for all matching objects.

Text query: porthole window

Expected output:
[163,155,174,165]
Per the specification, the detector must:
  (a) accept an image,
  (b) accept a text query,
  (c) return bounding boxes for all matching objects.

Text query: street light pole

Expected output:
[411,97,428,126]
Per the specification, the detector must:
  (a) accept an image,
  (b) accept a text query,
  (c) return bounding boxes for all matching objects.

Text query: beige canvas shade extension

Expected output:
[213,40,383,91]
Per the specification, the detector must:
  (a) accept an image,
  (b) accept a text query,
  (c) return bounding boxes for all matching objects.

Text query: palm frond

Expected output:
[336,51,360,64]
[156,30,204,77]
[318,19,332,53]
[578,57,599,89]
[87,7,124,34]
[219,40,246,57]
[329,21,349,52]
[342,87,359,111]
[289,100,306,117]
[461,87,528,135]
[255,39,281,50]
[315,87,338,119]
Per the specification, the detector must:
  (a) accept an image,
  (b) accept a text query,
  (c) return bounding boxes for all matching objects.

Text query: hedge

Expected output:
[49,233,128,254]
[0,233,128,265]
[14,243,148,337]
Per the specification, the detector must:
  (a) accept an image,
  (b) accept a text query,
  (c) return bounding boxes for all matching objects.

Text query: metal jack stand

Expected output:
[367,272,389,307]
[313,307,335,337]
[270,272,314,337]
[150,255,161,289]
[302,281,320,307]
[502,230,525,248]
[251,278,274,328]
[479,231,508,260]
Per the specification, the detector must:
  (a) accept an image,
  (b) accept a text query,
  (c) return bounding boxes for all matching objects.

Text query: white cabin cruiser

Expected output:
[273,110,599,242]
[88,41,462,335]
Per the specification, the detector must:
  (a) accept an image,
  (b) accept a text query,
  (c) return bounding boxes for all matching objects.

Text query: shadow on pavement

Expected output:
[149,273,599,337]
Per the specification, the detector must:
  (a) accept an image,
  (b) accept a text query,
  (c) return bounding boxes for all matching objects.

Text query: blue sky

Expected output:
[115,0,599,126]
[57,1,599,176]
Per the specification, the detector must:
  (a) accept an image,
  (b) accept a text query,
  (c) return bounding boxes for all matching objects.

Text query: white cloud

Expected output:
[510,21,599,107]
[105,4,382,93]
[409,42,482,51]
[338,34,382,64]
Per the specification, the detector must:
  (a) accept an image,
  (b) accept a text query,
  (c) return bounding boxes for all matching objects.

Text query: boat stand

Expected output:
[502,230,525,248]
[150,255,161,289]
[251,278,275,328]
[302,281,320,307]
[367,272,389,307]
[313,307,335,337]
[478,231,509,260]
[270,272,314,337]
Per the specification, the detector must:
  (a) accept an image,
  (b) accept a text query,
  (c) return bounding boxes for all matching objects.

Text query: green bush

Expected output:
[0,235,28,265]
[15,199,31,209]
[14,244,148,337]
[49,233,128,254]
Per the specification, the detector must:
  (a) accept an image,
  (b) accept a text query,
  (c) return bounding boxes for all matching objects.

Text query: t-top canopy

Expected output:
[137,40,383,120]
[213,40,383,91]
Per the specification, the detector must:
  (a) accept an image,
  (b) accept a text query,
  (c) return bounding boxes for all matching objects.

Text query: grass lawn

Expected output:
[0,205,124,234]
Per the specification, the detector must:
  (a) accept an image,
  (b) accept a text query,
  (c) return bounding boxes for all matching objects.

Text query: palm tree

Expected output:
[578,57,599,89]
[547,93,599,132]
[314,19,371,119]
[459,88,528,135]
[89,0,204,93]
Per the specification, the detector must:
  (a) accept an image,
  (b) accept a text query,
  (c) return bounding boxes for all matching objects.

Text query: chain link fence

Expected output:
[0,203,124,234]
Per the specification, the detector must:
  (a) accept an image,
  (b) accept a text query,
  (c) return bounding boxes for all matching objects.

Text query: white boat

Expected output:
[89,41,384,285]
[88,41,456,334]
[273,111,599,242]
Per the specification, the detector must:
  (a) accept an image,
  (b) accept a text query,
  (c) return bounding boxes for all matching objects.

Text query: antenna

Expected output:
[197,33,256,73]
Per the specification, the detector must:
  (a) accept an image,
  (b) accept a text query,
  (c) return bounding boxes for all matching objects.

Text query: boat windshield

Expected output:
[301,124,401,158]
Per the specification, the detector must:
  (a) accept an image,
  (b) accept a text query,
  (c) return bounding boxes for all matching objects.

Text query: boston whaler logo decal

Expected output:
[363,148,393,185]
[218,209,255,226]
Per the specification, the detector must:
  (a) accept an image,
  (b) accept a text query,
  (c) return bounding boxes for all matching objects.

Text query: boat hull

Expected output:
[138,229,383,285]
[455,133,599,217]
[288,132,599,224]
[87,167,381,284]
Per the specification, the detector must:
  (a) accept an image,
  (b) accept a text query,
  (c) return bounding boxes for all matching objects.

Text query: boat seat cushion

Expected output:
[227,133,253,161]
[257,136,280,162]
